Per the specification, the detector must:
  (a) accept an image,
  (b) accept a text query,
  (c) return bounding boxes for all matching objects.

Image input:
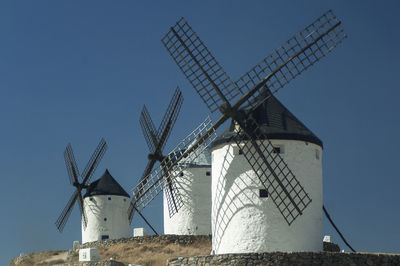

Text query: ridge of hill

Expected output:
[11,235,400,266]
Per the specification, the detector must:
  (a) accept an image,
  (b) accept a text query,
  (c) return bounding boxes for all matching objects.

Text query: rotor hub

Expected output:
[148,153,164,162]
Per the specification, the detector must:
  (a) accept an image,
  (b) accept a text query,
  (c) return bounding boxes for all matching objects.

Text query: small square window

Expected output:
[89,197,94,201]
[179,172,184,177]
[272,147,281,154]
[259,189,268,198]
[238,149,243,155]
[108,197,111,200]
[206,171,211,176]
[104,218,107,221]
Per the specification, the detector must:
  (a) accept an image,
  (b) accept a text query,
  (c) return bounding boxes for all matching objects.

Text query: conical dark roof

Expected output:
[84,169,130,198]
[211,90,322,148]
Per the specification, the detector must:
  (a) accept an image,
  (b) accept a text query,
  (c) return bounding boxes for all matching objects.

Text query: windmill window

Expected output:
[108,197,111,200]
[104,218,107,222]
[259,189,268,198]
[315,149,320,160]
[101,235,109,240]
[238,149,243,155]
[206,171,211,176]
[272,145,283,154]
[179,172,184,177]
[89,197,94,201]
[123,198,127,202]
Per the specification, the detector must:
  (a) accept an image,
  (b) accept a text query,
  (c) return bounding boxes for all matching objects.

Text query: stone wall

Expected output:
[167,252,400,266]
[79,234,211,249]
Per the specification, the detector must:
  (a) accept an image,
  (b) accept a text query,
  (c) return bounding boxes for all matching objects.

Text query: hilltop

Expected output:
[9,235,211,266]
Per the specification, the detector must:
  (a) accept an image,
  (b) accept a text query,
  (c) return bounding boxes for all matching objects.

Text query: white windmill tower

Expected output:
[56,139,131,244]
[163,142,212,235]
[210,90,323,253]
[82,169,131,243]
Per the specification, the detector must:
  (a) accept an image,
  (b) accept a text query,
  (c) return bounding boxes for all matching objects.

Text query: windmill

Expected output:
[55,138,107,233]
[131,90,215,235]
[159,10,346,253]
[56,139,132,243]
[131,9,345,252]
[136,88,213,235]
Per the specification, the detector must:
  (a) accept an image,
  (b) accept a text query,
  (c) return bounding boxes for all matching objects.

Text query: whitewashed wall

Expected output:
[211,139,323,254]
[164,166,211,235]
[82,194,131,243]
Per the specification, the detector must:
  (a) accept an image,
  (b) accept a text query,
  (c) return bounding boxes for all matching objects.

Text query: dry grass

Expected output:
[10,250,66,266]
[98,238,211,266]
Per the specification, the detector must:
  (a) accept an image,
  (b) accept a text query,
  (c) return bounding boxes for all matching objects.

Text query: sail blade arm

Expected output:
[140,105,158,154]
[235,10,346,107]
[64,144,80,185]
[81,138,107,185]
[162,18,241,113]
[55,190,79,232]
[156,87,183,152]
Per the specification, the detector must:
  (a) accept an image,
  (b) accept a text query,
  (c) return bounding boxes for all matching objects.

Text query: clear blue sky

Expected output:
[1,0,399,264]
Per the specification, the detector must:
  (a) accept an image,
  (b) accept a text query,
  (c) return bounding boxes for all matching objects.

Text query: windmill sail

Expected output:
[55,139,107,232]
[162,19,241,113]
[235,9,346,108]
[140,105,158,155]
[130,88,184,221]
